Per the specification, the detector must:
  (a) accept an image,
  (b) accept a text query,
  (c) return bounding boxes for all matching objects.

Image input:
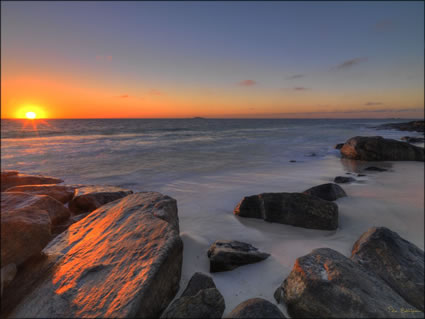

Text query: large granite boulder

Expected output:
[378,120,424,133]
[234,192,338,230]
[1,172,63,191]
[207,240,270,272]
[68,185,133,214]
[351,227,424,311]
[160,272,225,318]
[303,183,347,201]
[277,248,423,318]
[226,298,286,318]
[7,192,183,318]
[1,263,17,295]
[5,185,76,204]
[1,208,51,268]
[340,136,424,161]
[1,192,71,226]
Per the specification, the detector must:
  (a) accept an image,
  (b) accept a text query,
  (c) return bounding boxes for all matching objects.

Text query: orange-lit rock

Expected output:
[2,192,71,226]
[68,185,133,214]
[1,207,51,268]
[1,172,63,191]
[8,192,183,318]
[5,185,76,204]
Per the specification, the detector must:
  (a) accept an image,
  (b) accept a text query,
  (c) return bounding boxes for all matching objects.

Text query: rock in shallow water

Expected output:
[351,227,424,311]
[160,272,225,319]
[207,240,270,272]
[364,166,388,172]
[279,248,423,318]
[303,183,347,201]
[8,192,183,318]
[226,298,286,318]
[401,136,425,143]
[334,176,356,184]
[68,185,133,214]
[234,192,338,230]
[340,136,424,161]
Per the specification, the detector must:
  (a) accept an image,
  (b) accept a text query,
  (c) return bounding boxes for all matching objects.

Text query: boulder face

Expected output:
[1,172,63,191]
[234,192,338,230]
[280,248,423,318]
[160,272,225,319]
[1,208,51,268]
[5,184,76,204]
[8,192,183,319]
[340,136,424,161]
[303,183,347,201]
[227,298,286,319]
[207,240,270,273]
[351,227,424,311]
[68,185,133,214]
[1,192,71,226]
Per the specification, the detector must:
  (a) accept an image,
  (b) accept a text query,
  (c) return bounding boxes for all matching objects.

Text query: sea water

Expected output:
[1,118,424,315]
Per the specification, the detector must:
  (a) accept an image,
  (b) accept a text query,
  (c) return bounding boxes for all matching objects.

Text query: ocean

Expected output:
[1,118,424,315]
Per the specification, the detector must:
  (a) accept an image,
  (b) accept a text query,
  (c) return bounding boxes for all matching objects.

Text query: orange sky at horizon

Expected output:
[2,73,424,120]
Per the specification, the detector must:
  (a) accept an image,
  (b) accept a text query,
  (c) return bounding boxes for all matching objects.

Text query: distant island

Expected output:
[192,117,206,120]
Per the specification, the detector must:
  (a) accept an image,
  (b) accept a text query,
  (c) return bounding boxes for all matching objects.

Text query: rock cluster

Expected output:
[275,227,424,318]
[340,136,424,161]
[378,120,424,133]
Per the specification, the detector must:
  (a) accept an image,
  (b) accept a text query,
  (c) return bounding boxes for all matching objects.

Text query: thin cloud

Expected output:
[238,80,257,86]
[293,87,310,91]
[288,74,305,80]
[365,102,383,106]
[334,57,368,70]
[118,94,129,98]
[148,89,162,96]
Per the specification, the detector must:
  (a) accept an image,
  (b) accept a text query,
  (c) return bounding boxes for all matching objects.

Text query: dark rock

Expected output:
[335,143,344,150]
[351,227,424,311]
[378,120,424,133]
[289,160,296,163]
[357,174,366,177]
[334,176,356,184]
[1,263,17,295]
[364,166,388,172]
[1,192,71,226]
[5,184,76,204]
[207,240,270,272]
[234,192,338,230]
[7,192,183,318]
[181,272,216,298]
[1,207,51,268]
[68,185,133,214]
[280,248,423,318]
[303,183,347,201]
[160,272,225,318]
[340,136,424,161]
[227,298,286,318]
[401,136,425,143]
[1,172,63,191]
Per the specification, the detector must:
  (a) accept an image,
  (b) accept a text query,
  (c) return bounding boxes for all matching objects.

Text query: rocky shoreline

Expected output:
[1,121,424,318]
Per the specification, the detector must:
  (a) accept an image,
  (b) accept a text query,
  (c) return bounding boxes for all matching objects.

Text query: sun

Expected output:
[26,111,37,120]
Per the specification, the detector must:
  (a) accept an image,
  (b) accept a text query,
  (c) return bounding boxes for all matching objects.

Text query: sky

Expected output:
[1,1,424,119]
